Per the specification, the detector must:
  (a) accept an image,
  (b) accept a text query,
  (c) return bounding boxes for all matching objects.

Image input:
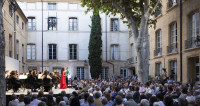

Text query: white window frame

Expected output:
[156,30,162,55]
[48,3,56,10]
[48,17,57,31]
[9,36,12,57]
[120,68,127,79]
[111,18,119,31]
[156,63,162,76]
[27,44,36,60]
[111,44,119,60]
[101,67,109,79]
[16,41,19,60]
[69,44,77,60]
[48,44,57,60]
[22,44,24,62]
[16,15,19,24]
[191,12,199,38]
[77,67,85,80]
[28,17,36,31]
[170,60,177,81]
[69,17,78,31]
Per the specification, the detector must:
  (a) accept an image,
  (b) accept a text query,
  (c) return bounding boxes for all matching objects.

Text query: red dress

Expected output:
[60,72,67,89]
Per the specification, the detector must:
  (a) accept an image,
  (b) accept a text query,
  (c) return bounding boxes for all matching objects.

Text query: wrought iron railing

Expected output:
[154,48,162,57]
[185,36,200,49]
[155,8,162,17]
[127,57,134,64]
[167,0,178,9]
[167,43,178,53]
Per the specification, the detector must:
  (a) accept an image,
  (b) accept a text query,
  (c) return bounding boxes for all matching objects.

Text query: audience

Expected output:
[7,75,200,106]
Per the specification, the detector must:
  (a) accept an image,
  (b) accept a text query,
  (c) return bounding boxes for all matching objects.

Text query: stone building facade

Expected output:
[15,0,134,79]
[149,0,200,83]
[3,0,27,73]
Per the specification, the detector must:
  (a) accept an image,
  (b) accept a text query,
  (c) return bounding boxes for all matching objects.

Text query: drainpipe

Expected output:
[105,14,115,76]
[41,0,44,72]
[12,0,17,59]
[180,0,183,82]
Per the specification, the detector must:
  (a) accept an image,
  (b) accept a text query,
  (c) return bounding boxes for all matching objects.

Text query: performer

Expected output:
[65,67,70,87]
[60,68,67,89]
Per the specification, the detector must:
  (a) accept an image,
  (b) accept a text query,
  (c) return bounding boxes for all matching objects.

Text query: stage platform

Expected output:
[6,86,76,95]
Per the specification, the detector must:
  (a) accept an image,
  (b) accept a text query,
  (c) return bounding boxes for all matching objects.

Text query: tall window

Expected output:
[101,67,109,79]
[155,30,162,56]
[28,17,36,30]
[9,35,12,57]
[77,67,84,80]
[111,18,119,31]
[120,68,127,79]
[9,5,12,17]
[156,63,162,76]
[190,12,199,38]
[22,22,24,30]
[27,44,36,60]
[48,17,57,30]
[16,41,19,60]
[48,3,56,10]
[170,60,177,81]
[69,44,77,60]
[49,44,56,60]
[169,22,177,52]
[22,44,24,62]
[16,15,19,24]
[111,45,119,60]
[69,17,77,31]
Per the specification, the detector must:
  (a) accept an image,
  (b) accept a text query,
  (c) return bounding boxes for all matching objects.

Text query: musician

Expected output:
[27,70,36,92]
[9,71,20,92]
[33,70,39,92]
[42,70,52,92]
[5,70,9,78]
[50,72,58,89]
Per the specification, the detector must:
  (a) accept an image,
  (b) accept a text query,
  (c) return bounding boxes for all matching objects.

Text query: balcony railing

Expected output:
[185,36,200,49]
[167,0,178,9]
[154,48,162,57]
[155,8,162,17]
[167,43,178,53]
[127,57,134,64]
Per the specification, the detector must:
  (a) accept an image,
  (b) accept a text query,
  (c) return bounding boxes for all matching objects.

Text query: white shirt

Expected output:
[30,99,41,106]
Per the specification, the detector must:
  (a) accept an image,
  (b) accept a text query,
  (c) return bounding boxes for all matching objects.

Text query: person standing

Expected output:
[65,67,70,87]
[60,68,67,89]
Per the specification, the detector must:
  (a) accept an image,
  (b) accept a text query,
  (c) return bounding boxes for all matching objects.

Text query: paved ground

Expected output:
[6,85,76,95]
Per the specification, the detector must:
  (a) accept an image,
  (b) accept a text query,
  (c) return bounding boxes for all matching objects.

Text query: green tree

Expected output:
[88,11,102,79]
[82,0,161,83]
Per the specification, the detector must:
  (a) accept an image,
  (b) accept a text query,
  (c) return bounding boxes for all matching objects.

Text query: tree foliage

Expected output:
[82,0,161,83]
[81,0,161,27]
[88,11,102,79]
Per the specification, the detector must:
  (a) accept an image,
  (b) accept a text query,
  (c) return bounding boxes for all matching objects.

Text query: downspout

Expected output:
[180,0,183,82]
[105,14,115,76]
[41,0,44,72]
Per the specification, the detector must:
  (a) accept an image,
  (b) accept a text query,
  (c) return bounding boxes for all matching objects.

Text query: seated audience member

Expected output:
[115,95,124,106]
[24,96,31,106]
[140,99,149,106]
[88,96,95,106]
[17,94,25,106]
[38,102,46,106]
[124,92,137,106]
[30,94,41,106]
[9,94,19,106]
[94,92,103,106]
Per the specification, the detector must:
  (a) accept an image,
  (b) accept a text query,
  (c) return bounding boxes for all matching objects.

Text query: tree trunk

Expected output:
[0,1,6,105]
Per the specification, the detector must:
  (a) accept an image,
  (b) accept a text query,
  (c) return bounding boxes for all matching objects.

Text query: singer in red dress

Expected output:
[60,68,67,89]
